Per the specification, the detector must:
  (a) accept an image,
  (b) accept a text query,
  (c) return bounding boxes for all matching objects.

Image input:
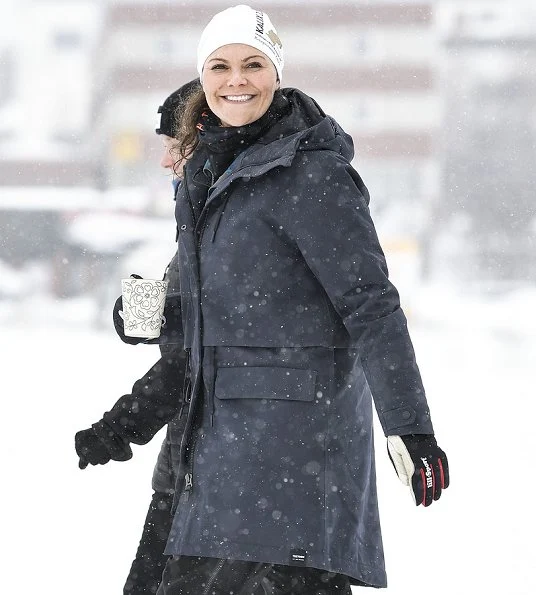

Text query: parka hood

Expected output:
[274,87,354,160]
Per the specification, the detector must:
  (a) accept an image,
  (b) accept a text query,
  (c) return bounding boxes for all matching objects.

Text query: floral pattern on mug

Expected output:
[121,278,168,338]
[133,282,162,310]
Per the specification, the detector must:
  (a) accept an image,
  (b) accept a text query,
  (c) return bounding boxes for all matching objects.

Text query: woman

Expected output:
[159,5,449,594]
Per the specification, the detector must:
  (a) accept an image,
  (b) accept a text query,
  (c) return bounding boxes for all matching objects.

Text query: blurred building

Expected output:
[0,0,102,186]
[440,0,536,284]
[0,0,164,308]
[0,0,106,306]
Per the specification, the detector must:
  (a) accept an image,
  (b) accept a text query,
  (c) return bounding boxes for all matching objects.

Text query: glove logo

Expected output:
[421,456,433,488]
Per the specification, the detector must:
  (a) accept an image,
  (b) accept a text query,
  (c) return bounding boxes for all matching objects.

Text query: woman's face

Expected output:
[202,43,279,127]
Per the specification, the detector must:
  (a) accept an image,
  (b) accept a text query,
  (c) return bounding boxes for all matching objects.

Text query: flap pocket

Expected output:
[215,367,316,402]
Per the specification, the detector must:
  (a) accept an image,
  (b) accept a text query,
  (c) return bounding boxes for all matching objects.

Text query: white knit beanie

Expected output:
[197,5,284,82]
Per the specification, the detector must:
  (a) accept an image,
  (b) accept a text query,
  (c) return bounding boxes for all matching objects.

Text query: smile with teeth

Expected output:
[223,94,254,102]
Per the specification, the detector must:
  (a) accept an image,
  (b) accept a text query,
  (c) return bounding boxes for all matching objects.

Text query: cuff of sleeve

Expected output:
[92,420,132,460]
[380,406,434,436]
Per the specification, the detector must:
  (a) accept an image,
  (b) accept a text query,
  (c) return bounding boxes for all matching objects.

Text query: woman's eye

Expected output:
[211,63,227,70]
[246,62,262,69]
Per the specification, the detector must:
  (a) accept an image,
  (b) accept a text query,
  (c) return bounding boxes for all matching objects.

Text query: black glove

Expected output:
[75,421,133,470]
[387,434,449,507]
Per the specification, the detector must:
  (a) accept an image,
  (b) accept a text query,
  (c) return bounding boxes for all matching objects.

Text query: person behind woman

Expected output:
[158,5,449,594]
[75,81,199,595]
[120,79,200,595]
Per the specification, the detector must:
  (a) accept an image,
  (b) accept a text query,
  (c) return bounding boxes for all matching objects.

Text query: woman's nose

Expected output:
[160,150,173,170]
[227,68,247,86]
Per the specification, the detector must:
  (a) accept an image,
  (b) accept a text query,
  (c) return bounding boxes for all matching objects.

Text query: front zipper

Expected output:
[179,163,216,502]
[177,169,203,501]
[202,559,226,595]
[182,423,200,500]
[186,183,208,499]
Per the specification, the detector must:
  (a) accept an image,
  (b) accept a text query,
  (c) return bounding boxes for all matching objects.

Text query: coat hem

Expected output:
[164,538,387,588]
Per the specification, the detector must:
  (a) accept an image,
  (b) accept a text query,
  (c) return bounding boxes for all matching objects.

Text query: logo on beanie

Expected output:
[254,10,282,49]
[267,30,282,48]
[255,11,264,34]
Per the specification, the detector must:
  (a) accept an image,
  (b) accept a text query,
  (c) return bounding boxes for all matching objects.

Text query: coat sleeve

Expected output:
[101,349,187,445]
[277,154,434,436]
[151,431,176,494]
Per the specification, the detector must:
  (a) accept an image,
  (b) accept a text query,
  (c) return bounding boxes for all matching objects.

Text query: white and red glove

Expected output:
[387,434,449,507]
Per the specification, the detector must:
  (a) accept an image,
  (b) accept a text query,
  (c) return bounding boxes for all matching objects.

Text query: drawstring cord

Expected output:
[204,348,216,427]
[178,350,191,419]
[211,193,230,242]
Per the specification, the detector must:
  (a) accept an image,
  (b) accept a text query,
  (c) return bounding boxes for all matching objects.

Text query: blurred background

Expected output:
[1,1,535,594]
[2,0,535,327]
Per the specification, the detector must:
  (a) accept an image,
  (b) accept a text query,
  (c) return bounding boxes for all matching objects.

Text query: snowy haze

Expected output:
[1,0,535,593]
[3,293,535,594]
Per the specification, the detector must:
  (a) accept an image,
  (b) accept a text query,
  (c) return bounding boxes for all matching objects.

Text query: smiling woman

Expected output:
[173,5,285,159]
[194,4,282,129]
[155,4,449,595]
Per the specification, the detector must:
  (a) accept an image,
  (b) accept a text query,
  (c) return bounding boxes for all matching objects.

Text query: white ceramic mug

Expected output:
[120,277,169,339]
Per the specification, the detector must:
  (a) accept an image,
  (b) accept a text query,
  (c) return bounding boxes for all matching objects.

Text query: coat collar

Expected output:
[205,115,348,207]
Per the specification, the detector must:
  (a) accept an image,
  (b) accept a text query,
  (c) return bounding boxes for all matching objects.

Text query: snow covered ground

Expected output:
[2,283,535,594]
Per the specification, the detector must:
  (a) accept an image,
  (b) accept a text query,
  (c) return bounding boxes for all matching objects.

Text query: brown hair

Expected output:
[172,85,208,164]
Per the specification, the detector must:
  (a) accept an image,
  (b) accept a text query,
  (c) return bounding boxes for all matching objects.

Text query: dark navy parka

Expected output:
[163,89,434,587]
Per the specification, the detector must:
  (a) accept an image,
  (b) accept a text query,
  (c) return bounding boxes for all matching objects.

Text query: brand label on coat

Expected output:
[290,549,307,566]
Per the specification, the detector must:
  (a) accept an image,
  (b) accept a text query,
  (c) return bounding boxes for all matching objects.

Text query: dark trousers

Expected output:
[156,555,353,595]
[124,491,174,595]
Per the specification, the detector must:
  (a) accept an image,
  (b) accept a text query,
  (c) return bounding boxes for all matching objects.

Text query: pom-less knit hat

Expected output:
[155,78,201,137]
[197,5,284,82]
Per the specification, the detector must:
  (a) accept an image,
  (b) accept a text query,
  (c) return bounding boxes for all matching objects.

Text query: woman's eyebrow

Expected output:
[207,55,266,63]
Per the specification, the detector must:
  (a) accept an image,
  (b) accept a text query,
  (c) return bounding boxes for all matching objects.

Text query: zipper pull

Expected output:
[185,473,193,490]
[182,473,193,502]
